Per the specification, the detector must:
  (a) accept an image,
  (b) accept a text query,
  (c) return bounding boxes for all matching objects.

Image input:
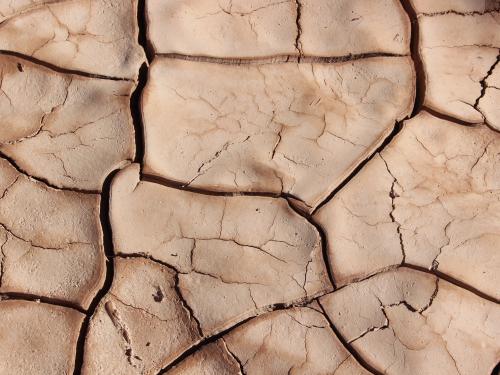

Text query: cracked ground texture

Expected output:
[0,0,498,374]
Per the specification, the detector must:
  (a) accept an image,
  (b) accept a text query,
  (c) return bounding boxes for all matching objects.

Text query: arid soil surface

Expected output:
[0,1,499,374]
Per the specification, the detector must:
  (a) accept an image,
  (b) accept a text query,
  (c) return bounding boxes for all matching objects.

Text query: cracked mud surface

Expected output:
[0,0,498,374]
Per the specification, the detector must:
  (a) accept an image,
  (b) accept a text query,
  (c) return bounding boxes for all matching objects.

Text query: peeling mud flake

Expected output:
[0,158,105,309]
[142,57,414,210]
[167,305,371,375]
[0,0,145,79]
[315,112,500,298]
[0,300,84,374]
[320,268,500,375]
[0,55,136,191]
[109,164,332,335]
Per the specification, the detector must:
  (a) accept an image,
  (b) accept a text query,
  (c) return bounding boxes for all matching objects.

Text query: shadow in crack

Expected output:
[72,168,119,375]
[492,362,500,375]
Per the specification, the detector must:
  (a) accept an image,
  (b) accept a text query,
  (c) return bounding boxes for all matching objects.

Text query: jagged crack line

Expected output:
[317,300,384,375]
[399,0,426,117]
[156,52,407,65]
[0,50,132,81]
[0,151,99,194]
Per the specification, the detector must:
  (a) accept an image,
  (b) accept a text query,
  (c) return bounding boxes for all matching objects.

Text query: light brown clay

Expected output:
[0,300,84,374]
[410,0,499,13]
[167,305,371,375]
[142,57,414,211]
[0,0,145,79]
[147,0,410,57]
[0,55,135,191]
[315,112,500,298]
[320,268,500,375]
[1,1,499,374]
[110,164,332,334]
[82,257,201,375]
[0,158,105,309]
[416,5,500,129]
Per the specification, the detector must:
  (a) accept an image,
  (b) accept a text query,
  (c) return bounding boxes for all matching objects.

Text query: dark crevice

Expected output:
[140,175,336,292]
[173,272,204,338]
[399,0,426,116]
[131,0,153,164]
[476,53,500,99]
[115,252,178,271]
[424,106,499,135]
[73,169,120,375]
[332,265,401,294]
[130,63,148,164]
[331,263,499,305]
[156,300,314,375]
[312,120,404,215]
[155,52,408,65]
[294,0,303,60]
[285,198,337,290]
[115,252,332,351]
[474,51,500,110]
[142,172,296,200]
[0,50,131,81]
[0,292,85,314]
[157,317,253,374]
[115,252,204,337]
[137,0,155,63]
[222,338,247,375]
[420,9,500,17]
[0,150,99,195]
[491,361,500,375]
[317,301,384,375]
[401,264,499,304]
[73,0,153,371]
[66,0,497,373]
[420,277,439,313]
[294,0,423,218]
[422,106,482,126]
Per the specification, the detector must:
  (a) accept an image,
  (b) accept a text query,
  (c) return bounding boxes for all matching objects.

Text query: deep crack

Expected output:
[0,50,131,81]
[474,51,500,112]
[380,155,406,264]
[294,0,303,59]
[399,0,426,116]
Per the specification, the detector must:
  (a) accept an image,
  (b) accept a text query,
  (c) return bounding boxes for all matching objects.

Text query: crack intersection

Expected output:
[3,0,494,374]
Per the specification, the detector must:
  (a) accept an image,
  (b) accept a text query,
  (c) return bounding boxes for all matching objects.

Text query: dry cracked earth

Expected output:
[0,0,499,374]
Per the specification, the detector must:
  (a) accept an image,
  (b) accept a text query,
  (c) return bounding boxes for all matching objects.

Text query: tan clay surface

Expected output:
[0,55,136,191]
[167,305,371,375]
[143,57,414,211]
[0,300,84,374]
[147,0,410,57]
[320,268,500,375]
[410,0,500,12]
[415,3,500,130]
[0,0,145,79]
[0,0,499,374]
[82,257,201,375]
[315,112,500,298]
[110,164,331,333]
[0,157,105,309]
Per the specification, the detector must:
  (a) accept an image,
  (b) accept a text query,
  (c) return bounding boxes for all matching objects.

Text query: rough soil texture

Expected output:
[0,0,499,374]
